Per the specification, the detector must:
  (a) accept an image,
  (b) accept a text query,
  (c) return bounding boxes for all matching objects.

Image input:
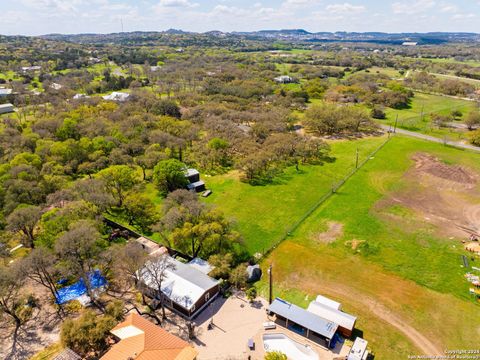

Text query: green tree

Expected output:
[246,287,257,303]
[229,264,247,289]
[55,220,103,307]
[123,193,158,232]
[151,99,181,118]
[265,351,288,360]
[6,205,42,248]
[97,165,139,207]
[152,159,188,196]
[465,111,480,131]
[60,309,117,356]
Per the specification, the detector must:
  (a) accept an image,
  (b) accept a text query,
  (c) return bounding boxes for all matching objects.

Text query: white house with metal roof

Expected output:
[139,255,220,319]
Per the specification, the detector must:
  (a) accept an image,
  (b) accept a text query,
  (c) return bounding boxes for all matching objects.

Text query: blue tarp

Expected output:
[55,270,107,304]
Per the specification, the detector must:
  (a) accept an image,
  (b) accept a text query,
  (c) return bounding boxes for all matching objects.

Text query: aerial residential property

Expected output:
[1,1,480,360]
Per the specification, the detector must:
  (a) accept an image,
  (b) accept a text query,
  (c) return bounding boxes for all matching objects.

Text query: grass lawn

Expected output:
[255,135,480,358]
[379,92,477,140]
[203,135,388,254]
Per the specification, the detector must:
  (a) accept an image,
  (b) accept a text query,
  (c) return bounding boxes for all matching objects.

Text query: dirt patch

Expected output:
[375,152,480,238]
[312,221,343,243]
[412,153,477,187]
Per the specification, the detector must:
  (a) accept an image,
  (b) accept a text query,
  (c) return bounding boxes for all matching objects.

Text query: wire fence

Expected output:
[260,135,393,259]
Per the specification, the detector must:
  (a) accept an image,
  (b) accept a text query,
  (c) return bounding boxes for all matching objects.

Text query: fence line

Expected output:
[261,135,393,259]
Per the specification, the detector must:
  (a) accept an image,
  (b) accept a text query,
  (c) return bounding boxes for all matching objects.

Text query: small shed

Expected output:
[246,264,262,282]
[187,180,206,193]
[314,294,342,310]
[185,168,200,183]
[307,300,356,337]
[0,103,14,114]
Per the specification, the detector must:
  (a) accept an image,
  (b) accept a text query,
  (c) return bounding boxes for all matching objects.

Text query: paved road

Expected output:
[380,124,480,153]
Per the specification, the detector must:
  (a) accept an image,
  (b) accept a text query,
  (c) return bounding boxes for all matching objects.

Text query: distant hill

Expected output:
[35,29,480,45]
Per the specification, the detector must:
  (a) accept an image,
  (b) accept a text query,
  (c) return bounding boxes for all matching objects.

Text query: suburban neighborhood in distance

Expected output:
[1,1,480,359]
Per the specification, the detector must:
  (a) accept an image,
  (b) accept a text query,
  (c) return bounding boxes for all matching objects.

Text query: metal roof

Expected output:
[268,298,338,339]
[185,168,200,177]
[307,301,356,330]
[315,294,341,310]
[141,256,219,311]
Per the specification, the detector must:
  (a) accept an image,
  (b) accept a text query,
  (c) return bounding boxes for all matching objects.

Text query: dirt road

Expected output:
[380,125,480,153]
[317,282,444,356]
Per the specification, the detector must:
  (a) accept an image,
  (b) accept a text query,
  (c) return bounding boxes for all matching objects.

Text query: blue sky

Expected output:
[1,0,479,35]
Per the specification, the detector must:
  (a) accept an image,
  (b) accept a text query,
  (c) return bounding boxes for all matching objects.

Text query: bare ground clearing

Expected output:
[376,152,480,238]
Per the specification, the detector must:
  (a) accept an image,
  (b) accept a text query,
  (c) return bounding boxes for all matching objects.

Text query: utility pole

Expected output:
[394,114,398,133]
[120,19,124,33]
[268,264,273,305]
[355,148,359,169]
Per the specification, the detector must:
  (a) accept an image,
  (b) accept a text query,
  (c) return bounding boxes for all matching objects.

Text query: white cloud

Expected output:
[326,3,366,13]
[156,0,198,8]
[439,4,458,12]
[21,0,83,12]
[452,13,476,19]
[392,0,435,14]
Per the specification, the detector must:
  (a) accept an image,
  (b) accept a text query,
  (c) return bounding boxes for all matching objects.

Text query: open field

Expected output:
[203,135,388,254]
[380,92,478,140]
[255,135,480,358]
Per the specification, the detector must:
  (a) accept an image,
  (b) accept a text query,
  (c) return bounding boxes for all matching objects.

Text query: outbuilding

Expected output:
[268,297,338,348]
[307,300,356,337]
[0,103,14,114]
[102,91,130,102]
[0,88,12,97]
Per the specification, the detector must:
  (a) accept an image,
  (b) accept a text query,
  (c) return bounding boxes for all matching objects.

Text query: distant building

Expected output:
[139,255,220,319]
[101,313,198,360]
[347,337,369,360]
[21,65,41,72]
[274,75,295,84]
[0,88,13,97]
[402,42,418,46]
[102,91,130,102]
[0,103,14,114]
[73,93,90,100]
